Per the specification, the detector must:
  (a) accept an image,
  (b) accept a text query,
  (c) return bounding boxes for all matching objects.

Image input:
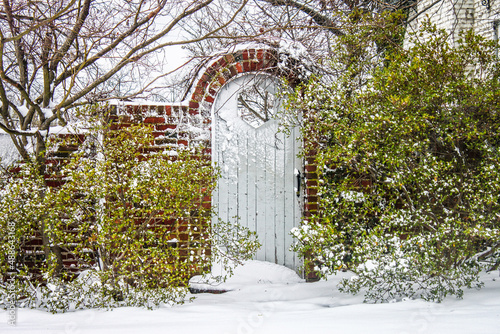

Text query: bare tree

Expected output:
[0,0,249,167]
[174,0,419,88]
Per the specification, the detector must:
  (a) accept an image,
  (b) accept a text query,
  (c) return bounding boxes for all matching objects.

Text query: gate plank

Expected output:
[275,129,286,266]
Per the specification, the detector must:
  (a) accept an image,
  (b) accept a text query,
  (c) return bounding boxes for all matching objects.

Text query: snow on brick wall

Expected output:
[111,104,211,154]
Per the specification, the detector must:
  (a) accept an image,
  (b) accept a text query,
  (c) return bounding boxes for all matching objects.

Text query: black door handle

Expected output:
[296,170,301,197]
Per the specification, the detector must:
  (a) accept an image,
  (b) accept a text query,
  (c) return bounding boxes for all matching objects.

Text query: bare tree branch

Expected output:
[260,0,345,36]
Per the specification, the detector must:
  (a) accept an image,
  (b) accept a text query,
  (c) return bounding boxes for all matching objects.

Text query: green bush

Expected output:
[288,17,500,302]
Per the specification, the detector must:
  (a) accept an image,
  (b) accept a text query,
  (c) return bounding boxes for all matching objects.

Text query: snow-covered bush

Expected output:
[288,16,500,302]
[0,109,260,312]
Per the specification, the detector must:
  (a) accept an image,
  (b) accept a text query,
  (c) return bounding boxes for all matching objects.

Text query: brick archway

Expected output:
[187,49,280,118]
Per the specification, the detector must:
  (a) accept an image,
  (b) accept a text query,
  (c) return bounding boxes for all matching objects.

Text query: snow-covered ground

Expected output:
[1,260,499,334]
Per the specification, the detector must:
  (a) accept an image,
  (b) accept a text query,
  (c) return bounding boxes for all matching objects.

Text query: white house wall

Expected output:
[407,0,499,44]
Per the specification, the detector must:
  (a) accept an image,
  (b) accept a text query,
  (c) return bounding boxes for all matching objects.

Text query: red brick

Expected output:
[235,63,243,73]
[204,95,214,103]
[189,108,198,115]
[218,58,227,68]
[243,49,255,61]
[144,117,165,123]
[305,165,317,172]
[305,203,318,211]
[228,65,237,76]
[217,76,226,85]
[305,172,318,179]
[165,106,172,116]
[224,54,235,64]
[306,196,319,204]
[189,101,199,109]
[307,179,318,187]
[207,63,218,75]
[306,187,318,196]
[243,61,250,72]
[306,157,316,164]
[151,131,167,138]
[199,75,209,87]
[193,87,204,102]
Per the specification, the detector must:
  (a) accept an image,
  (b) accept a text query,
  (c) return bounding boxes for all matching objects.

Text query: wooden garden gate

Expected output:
[212,73,302,271]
